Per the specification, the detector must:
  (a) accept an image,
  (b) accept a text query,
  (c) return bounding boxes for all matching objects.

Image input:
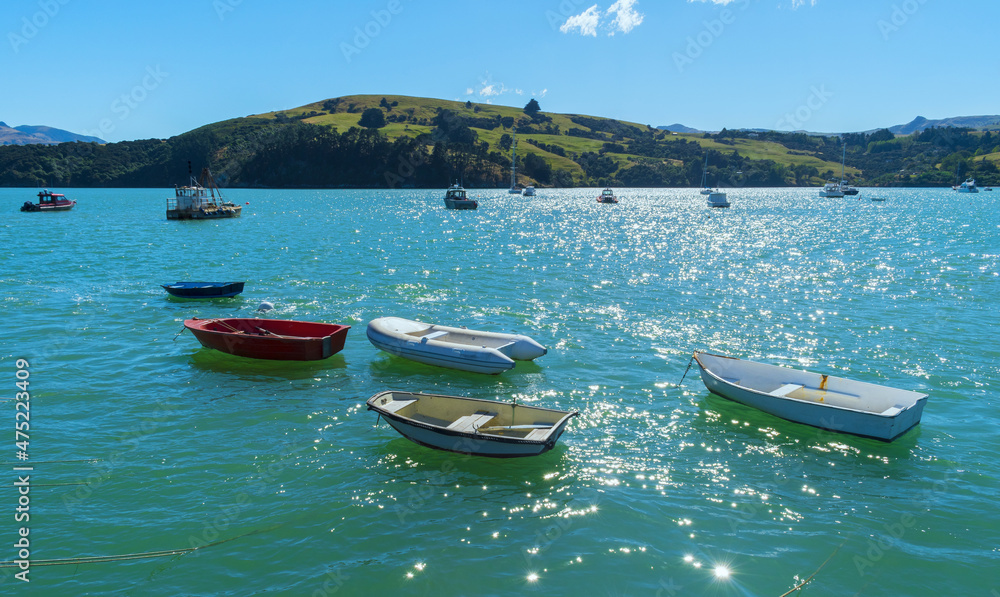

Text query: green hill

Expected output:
[247,94,856,187]
[0,94,997,188]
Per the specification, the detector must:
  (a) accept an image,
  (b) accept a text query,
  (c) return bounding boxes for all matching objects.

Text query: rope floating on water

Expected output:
[776,539,846,596]
[0,526,275,569]
[0,459,98,465]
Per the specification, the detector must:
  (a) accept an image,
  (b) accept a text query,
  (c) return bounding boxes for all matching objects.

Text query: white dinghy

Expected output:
[366,317,547,374]
[367,391,577,457]
[692,351,928,441]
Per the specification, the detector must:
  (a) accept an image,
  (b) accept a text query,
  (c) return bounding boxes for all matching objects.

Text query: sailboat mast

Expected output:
[510,128,517,189]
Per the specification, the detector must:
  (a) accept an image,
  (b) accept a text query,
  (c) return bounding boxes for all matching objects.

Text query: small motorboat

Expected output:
[366,317,546,374]
[597,188,618,203]
[692,351,928,441]
[162,281,245,298]
[183,318,350,361]
[443,184,478,210]
[706,190,730,208]
[367,391,577,457]
[522,186,536,197]
[167,165,242,220]
[20,190,76,212]
[954,178,979,193]
[870,196,887,202]
[819,182,845,198]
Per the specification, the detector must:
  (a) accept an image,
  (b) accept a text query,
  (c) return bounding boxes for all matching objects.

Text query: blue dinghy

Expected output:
[161,281,245,299]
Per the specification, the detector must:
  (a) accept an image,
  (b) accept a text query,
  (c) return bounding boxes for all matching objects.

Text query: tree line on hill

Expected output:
[0,97,996,189]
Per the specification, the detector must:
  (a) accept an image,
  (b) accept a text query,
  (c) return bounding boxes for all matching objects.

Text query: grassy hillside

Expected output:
[246,94,853,187]
[2,94,996,188]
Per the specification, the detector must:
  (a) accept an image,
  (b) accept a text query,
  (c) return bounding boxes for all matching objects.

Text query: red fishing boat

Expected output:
[21,190,76,212]
[183,318,350,361]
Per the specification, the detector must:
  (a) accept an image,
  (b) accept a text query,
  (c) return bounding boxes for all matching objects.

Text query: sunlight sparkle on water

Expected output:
[714,565,731,579]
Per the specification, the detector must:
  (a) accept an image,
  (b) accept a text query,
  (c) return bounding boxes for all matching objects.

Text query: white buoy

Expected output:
[257,301,275,312]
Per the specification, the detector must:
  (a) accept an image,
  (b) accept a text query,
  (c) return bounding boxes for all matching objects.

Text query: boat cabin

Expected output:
[598,188,618,203]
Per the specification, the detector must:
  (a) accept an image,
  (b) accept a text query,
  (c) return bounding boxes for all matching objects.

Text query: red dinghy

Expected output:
[183,318,350,361]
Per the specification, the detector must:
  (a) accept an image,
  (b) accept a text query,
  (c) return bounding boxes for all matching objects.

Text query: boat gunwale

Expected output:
[692,351,928,419]
[184,318,350,341]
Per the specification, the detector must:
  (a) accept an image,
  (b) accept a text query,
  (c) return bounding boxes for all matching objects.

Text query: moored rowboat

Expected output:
[692,351,928,441]
[366,317,546,374]
[162,281,245,298]
[184,318,350,360]
[367,391,577,457]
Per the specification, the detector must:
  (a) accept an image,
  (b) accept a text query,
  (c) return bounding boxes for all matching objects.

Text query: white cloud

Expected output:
[607,0,644,34]
[561,2,645,36]
[463,75,544,102]
[479,83,508,97]
[560,5,601,36]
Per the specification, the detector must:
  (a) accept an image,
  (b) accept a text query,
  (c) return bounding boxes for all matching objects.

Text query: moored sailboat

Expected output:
[508,128,522,194]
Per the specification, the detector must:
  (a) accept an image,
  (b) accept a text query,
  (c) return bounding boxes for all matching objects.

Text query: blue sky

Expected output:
[3,0,996,142]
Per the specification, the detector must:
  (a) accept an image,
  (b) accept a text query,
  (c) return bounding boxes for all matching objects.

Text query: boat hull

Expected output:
[444,199,478,210]
[366,317,546,374]
[693,351,927,441]
[21,201,76,212]
[706,191,729,208]
[367,391,576,458]
[184,318,350,360]
[162,282,245,298]
[166,204,242,220]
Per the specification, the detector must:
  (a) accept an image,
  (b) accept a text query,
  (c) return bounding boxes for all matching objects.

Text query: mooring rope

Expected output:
[776,539,846,596]
[0,526,275,568]
[677,355,696,387]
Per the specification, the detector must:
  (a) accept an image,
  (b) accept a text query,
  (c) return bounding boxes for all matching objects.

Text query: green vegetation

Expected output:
[1,94,997,188]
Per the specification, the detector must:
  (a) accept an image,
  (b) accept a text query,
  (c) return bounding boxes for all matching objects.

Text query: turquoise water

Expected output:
[2,187,998,595]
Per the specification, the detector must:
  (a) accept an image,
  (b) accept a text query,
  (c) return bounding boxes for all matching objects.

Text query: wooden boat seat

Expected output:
[382,399,417,414]
[771,383,803,397]
[524,428,551,441]
[447,412,497,433]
